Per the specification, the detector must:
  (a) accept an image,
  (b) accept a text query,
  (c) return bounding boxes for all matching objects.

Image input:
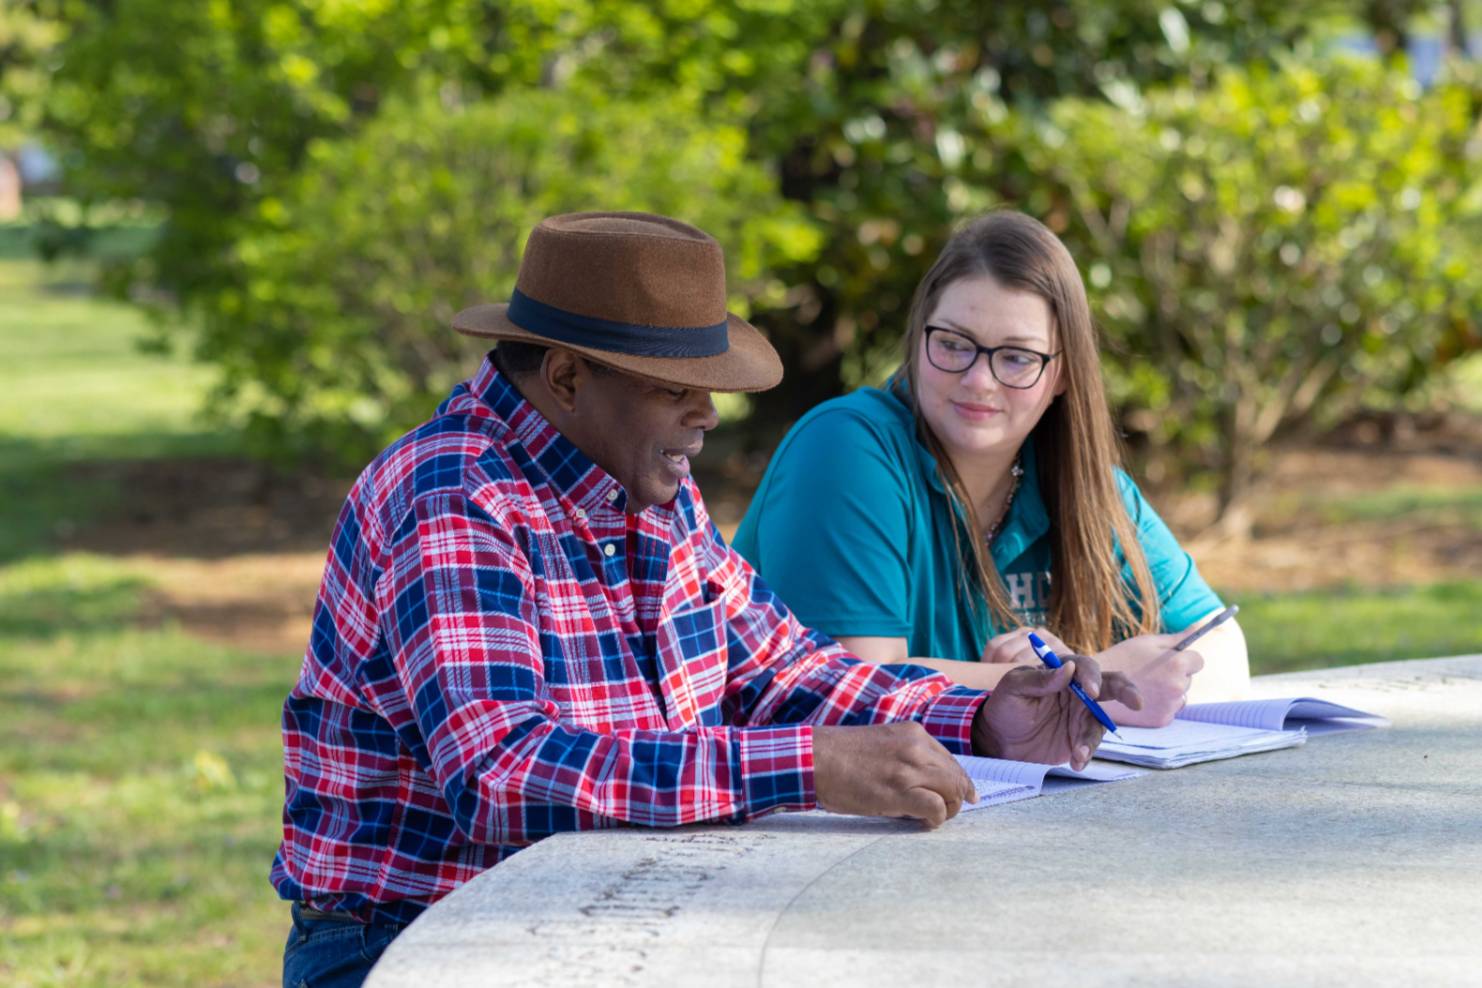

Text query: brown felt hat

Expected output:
[453,211,783,393]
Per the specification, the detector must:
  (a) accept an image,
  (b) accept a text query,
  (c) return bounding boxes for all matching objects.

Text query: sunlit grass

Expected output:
[1310,487,1482,527]
[0,258,220,447]
[1,253,289,986]
[1231,581,1482,674]
[0,556,295,988]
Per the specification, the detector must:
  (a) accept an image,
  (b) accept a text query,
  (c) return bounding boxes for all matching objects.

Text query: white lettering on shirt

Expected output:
[1005,570,1052,625]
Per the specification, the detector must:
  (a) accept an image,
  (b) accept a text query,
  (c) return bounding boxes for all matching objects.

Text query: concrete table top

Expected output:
[367,655,1482,987]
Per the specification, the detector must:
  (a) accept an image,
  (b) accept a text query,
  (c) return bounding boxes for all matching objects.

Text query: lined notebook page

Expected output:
[1181,697,1387,732]
[955,755,1140,810]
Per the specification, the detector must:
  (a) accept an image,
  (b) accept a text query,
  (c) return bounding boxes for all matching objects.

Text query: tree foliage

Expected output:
[695,0,1363,431]
[15,0,1482,513]
[0,0,68,147]
[216,89,818,463]
[1015,56,1482,521]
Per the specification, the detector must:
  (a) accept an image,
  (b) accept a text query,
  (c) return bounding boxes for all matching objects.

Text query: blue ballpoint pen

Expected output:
[1026,631,1125,742]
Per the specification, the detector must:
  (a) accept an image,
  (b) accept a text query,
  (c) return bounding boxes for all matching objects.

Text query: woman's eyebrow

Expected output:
[933,317,1049,347]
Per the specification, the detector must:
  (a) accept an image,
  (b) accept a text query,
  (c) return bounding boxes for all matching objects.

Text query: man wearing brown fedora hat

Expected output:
[271,211,1139,986]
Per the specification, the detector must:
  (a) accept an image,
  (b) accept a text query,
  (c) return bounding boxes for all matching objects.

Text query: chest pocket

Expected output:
[653,591,730,730]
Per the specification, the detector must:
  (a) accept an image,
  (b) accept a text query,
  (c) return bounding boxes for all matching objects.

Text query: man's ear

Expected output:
[541,348,583,413]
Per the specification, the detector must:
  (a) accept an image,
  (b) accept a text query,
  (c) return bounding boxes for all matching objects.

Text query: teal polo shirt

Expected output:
[731,385,1222,661]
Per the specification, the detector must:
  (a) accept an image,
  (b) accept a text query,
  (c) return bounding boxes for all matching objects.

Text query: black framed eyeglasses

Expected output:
[923,326,1061,389]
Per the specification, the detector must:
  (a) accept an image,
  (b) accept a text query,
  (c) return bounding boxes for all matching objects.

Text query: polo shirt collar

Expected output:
[467,356,629,515]
[885,375,950,498]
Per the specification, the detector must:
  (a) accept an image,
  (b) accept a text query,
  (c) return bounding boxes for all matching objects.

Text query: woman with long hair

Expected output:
[733,211,1248,726]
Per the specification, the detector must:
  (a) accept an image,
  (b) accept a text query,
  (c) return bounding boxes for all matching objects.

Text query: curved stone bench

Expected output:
[368,655,1482,987]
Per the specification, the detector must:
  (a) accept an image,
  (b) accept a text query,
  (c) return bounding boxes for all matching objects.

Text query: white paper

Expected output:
[1095,720,1304,769]
[1181,697,1388,732]
[1092,695,1387,769]
[955,755,1141,810]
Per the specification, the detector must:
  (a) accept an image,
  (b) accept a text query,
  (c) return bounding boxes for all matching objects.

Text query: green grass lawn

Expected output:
[0,255,291,987]
[0,557,292,988]
[0,248,1478,986]
[0,257,239,563]
[1232,581,1482,673]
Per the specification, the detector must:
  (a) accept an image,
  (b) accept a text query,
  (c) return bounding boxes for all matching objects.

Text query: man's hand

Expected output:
[971,656,1141,771]
[980,626,1071,665]
[1093,634,1205,727]
[812,722,977,828]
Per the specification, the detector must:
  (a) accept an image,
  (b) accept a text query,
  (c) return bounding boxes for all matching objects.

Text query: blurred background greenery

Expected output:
[1,1,1480,985]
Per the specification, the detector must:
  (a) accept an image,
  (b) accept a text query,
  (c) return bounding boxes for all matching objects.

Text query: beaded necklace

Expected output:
[983,458,1024,545]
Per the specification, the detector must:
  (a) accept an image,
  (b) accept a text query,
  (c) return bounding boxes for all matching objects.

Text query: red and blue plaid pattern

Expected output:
[271,358,986,924]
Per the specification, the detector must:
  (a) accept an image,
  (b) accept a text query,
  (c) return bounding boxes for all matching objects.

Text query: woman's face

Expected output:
[914,274,1064,465]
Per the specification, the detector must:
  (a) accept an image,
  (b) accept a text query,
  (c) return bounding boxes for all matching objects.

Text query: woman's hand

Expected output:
[980,627,1071,666]
[1092,634,1205,727]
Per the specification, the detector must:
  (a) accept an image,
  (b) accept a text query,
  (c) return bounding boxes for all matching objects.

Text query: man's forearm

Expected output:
[450,716,817,845]
[883,656,1016,691]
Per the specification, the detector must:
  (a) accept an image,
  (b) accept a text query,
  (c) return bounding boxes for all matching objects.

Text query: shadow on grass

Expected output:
[0,433,348,565]
[0,221,159,264]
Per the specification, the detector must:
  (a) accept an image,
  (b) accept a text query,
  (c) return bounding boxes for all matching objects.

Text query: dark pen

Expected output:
[1172,604,1240,652]
[1026,631,1125,742]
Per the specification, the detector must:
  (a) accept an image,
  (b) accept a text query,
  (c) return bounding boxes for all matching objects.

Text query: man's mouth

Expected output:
[660,443,703,473]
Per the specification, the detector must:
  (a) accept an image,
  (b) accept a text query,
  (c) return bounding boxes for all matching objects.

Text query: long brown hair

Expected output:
[898,211,1160,653]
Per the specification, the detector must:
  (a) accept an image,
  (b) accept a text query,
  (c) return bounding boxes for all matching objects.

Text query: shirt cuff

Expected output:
[735,725,816,818]
[916,686,988,755]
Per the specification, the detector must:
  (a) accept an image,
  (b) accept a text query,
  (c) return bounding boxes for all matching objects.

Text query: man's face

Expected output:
[567,363,720,513]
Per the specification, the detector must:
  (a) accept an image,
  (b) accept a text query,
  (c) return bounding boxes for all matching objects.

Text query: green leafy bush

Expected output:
[1011,56,1482,524]
[210,89,820,464]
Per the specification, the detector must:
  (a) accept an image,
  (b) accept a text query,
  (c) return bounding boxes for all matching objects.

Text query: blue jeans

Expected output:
[282,902,405,988]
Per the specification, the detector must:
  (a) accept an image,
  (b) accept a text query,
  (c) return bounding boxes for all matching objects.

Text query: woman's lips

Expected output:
[950,400,1002,421]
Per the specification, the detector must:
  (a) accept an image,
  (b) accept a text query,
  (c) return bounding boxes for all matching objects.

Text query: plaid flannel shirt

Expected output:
[271,357,987,924]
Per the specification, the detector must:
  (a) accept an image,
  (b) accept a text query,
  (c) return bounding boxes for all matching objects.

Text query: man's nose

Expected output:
[687,391,720,431]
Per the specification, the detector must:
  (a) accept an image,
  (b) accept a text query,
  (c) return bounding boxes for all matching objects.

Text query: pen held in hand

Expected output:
[1172,603,1240,653]
[1025,631,1125,743]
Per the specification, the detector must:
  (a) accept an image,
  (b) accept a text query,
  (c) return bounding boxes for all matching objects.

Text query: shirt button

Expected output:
[574,508,587,522]
[604,543,616,557]
[606,489,619,502]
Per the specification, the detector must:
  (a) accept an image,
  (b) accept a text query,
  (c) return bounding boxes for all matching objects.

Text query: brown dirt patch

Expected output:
[61,457,350,559]
[131,552,328,655]
[1172,441,1482,593]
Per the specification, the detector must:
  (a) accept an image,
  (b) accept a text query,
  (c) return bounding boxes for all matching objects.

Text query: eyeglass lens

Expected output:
[926,329,1046,388]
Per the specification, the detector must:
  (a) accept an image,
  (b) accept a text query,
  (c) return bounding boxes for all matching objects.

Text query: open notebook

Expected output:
[1095,696,1387,769]
[1180,696,1389,735]
[955,754,1142,810]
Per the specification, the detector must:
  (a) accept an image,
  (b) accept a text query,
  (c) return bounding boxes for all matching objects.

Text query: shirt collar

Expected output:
[885,374,950,498]
[457,355,629,516]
